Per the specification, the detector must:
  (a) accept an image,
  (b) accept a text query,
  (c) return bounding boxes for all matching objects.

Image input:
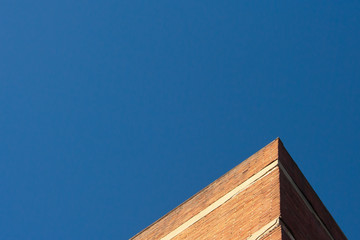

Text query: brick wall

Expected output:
[173,168,280,239]
[131,138,347,240]
[131,139,279,240]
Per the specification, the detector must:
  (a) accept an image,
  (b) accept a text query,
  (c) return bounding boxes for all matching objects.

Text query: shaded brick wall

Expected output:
[278,141,347,240]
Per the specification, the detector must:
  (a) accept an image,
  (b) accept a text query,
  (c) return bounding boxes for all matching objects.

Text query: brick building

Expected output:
[131,138,347,239]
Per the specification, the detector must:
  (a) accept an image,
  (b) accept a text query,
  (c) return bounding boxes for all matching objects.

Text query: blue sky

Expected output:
[1,1,359,239]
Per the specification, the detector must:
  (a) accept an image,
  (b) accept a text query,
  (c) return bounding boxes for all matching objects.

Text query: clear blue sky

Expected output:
[1,1,359,239]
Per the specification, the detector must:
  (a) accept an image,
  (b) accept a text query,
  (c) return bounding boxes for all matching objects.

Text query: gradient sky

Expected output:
[1,1,359,239]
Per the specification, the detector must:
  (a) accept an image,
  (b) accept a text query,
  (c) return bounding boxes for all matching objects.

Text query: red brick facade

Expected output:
[131,138,347,240]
